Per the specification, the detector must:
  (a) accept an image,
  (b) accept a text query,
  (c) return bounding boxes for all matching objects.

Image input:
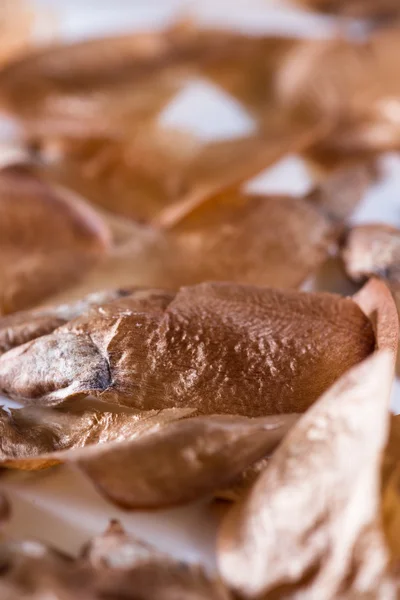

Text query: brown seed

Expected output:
[0,283,375,414]
[67,414,298,509]
[0,405,195,471]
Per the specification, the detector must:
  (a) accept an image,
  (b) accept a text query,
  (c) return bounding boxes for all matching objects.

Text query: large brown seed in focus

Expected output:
[0,165,110,314]
[0,282,375,415]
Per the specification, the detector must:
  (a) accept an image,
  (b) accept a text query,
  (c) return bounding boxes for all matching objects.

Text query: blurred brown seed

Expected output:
[278,28,400,156]
[0,25,296,139]
[0,524,230,600]
[34,162,371,305]
[81,521,232,599]
[294,0,400,19]
[0,165,110,314]
[35,118,326,227]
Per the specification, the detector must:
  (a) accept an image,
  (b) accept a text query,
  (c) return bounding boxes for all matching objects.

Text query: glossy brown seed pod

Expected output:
[0,283,375,414]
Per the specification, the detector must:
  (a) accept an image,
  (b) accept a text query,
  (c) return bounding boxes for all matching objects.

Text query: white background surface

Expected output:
[0,0,400,570]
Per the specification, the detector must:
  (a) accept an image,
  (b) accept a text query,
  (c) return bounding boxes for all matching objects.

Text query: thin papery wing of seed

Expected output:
[0,288,135,354]
[0,23,301,139]
[0,405,195,471]
[217,351,396,599]
[353,278,399,360]
[56,414,298,509]
[81,521,231,600]
[0,283,375,413]
[37,161,367,300]
[0,164,110,314]
[29,214,177,306]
